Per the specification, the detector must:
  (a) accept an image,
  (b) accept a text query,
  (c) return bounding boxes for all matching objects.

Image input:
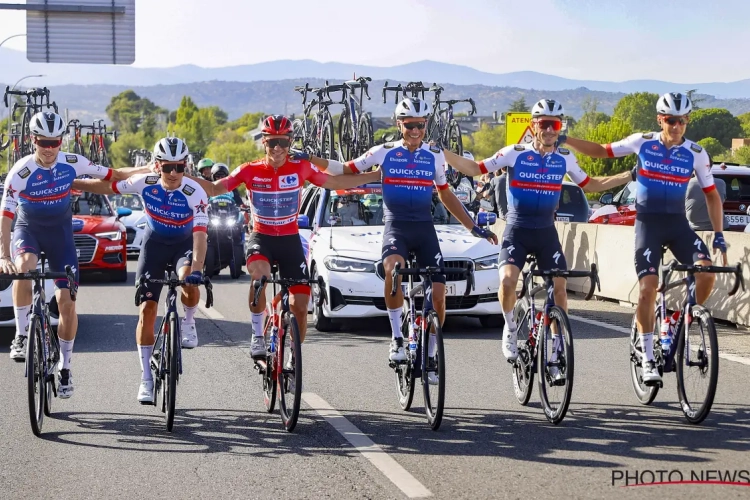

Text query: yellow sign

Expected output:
[505,112,533,145]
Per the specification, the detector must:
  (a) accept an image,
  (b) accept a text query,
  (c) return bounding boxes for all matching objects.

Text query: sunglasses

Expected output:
[159,162,186,174]
[34,138,63,148]
[663,116,687,126]
[264,138,291,149]
[402,122,426,130]
[536,120,563,131]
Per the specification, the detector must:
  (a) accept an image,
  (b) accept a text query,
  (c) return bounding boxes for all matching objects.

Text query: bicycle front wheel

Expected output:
[320,114,335,160]
[262,317,277,413]
[537,306,574,425]
[675,305,718,425]
[356,113,374,158]
[422,310,445,430]
[166,312,180,432]
[26,314,46,436]
[511,298,534,406]
[395,302,415,411]
[43,321,59,417]
[278,312,302,432]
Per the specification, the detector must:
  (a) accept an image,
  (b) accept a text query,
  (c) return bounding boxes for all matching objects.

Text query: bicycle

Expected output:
[4,86,58,159]
[3,254,76,436]
[512,256,600,424]
[66,119,95,156]
[292,82,345,160]
[389,251,475,430]
[251,270,324,432]
[629,256,744,424]
[129,148,153,168]
[87,119,118,167]
[336,76,374,161]
[135,266,213,432]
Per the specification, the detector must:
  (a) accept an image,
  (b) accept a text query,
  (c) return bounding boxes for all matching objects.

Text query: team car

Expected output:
[297,182,503,331]
[109,193,146,255]
[71,190,131,282]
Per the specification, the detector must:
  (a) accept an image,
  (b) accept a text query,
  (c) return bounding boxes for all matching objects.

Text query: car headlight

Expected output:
[95,230,122,241]
[210,217,222,226]
[225,218,237,226]
[135,221,147,229]
[474,254,499,271]
[324,256,376,273]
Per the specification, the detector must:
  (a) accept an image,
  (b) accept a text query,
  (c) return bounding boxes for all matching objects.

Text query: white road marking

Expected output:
[568,314,750,366]
[198,304,224,320]
[302,392,433,498]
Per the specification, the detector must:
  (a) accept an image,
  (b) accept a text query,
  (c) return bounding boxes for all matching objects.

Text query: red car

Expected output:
[71,191,130,282]
[590,163,750,230]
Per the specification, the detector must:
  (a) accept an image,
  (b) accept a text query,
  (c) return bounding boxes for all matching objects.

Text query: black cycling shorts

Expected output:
[136,233,193,304]
[498,224,567,272]
[12,222,79,290]
[245,232,310,295]
[381,221,446,284]
[635,213,710,279]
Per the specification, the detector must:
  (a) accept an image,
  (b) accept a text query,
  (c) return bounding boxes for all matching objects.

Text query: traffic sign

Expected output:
[505,112,532,145]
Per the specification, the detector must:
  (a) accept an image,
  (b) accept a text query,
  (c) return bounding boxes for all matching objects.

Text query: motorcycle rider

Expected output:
[197,158,214,181]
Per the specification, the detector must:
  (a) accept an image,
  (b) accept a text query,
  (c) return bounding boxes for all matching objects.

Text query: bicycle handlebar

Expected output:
[135,274,213,308]
[658,259,745,296]
[251,275,326,308]
[390,261,475,297]
[517,259,600,301]
[4,264,77,301]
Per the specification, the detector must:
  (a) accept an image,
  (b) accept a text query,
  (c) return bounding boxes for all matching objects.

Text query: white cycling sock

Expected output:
[183,304,197,323]
[59,338,75,371]
[14,304,31,338]
[252,312,266,338]
[503,310,516,331]
[640,333,654,361]
[138,344,154,381]
[387,308,402,339]
[428,333,437,358]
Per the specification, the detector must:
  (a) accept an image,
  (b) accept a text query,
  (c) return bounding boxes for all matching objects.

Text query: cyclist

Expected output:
[193,115,380,360]
[0,111,147,397]
[307,98,498,369]
[442,99,631,372]
[72,137,209,402]
[560,92,726,384]
[197,158,214,181]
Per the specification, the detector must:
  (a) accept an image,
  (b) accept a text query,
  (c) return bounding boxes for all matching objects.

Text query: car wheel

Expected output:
[311,267,337,332]
[479,314,504,329]
[110,268,128,283]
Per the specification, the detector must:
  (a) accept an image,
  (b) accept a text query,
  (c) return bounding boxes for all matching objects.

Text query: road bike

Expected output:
[3,86,58,159]
[135,265,213,432]
[390,251,475,430]
[87,119,118,167]
[4,254,75,437]
[336,76,374,161]
[512,256,599,424]
[292,82,346,160]
[130,148,153,167]
[629,256,744,424]
[251,270,325,432]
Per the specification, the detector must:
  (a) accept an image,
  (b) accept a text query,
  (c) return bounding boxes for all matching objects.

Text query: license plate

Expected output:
[726,214,750,226]
[76,249,80,258]
[415,283,455,296]
[556,216,570,222]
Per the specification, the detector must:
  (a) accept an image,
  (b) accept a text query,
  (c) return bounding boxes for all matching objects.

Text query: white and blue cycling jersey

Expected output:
[345,140,449,222]
[478,143,590,228]
[1,152,113,226]
[605,132,715,214]
[112,174,209,243]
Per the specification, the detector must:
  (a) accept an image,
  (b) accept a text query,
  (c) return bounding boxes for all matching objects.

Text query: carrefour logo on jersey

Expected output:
[279,174,299,189]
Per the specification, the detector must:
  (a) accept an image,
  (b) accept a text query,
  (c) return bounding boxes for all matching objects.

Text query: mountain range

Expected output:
[3,47,750,99]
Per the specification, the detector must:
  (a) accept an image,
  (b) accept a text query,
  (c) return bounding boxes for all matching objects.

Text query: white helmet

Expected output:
[395,97,431,119]
[153,137,189,162]
[462,151,475,161]
[29,111,66,138]
[656,92,692,116]
[531,99,565,118]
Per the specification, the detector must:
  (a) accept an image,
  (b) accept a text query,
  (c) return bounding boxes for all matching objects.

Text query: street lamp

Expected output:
[11,74,45,91]
[0,33,25,50]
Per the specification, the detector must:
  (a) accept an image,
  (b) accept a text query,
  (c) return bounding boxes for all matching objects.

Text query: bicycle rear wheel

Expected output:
[292,118,306,151]
[511,298,534,406]
[629,312,661,405]
[537,306,574,425]
[356,113,374,158]
[99,147,110,168]
[262,317,277,413]
[422,310,445,430]
[278,312,302,432]
[337,112,353,161]
[165,312,180,432]
[26,314,45,436]
[395,304,415,410]
[675,305,718,425]
[445,120,464,188]
[320,114,335,160]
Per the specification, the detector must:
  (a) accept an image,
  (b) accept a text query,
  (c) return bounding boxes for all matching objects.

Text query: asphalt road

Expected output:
[1,261,749,499]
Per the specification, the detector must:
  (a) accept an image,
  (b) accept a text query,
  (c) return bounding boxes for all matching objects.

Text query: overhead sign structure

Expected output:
[505,112,533,145]
[1,0,136,64]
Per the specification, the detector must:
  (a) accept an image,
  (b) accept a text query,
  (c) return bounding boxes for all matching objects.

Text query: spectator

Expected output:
[492,167,508,220]
[686,166,727,231]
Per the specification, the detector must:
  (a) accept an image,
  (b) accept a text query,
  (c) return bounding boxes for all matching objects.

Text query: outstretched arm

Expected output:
[443,149,482,177]
[438,188,499,244]
[309,156,358,175]
[581,171,632,193]
[564,137,610,159]
[73,178,116,195]
[321,170,381,190]
[110,165,152,180]
[188,175,228,197]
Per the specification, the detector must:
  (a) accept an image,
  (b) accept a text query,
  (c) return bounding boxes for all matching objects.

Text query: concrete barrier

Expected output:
[490,220,750,327]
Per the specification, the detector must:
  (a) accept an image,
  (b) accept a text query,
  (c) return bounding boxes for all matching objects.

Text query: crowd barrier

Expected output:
[490,220,750,328]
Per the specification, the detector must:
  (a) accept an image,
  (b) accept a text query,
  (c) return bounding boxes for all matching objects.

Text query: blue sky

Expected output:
[0,0,746,82]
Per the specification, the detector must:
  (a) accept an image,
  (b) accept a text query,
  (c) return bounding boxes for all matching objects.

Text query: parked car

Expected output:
[589,163,750,230]
[109,193,146,256]
[297,182,503,331]
[555,181,590,223]
[71,190,131,282]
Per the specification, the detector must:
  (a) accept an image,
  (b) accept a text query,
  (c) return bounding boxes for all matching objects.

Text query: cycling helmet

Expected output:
[462,151,475,161]
[197,158,214,171]
[394,97,431,119]
[153,137,189,162]
[531,99,565,118]
[261,114,293,136]
[211,163,229,180]
[656,92,692,116]
[29,111,66,138]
